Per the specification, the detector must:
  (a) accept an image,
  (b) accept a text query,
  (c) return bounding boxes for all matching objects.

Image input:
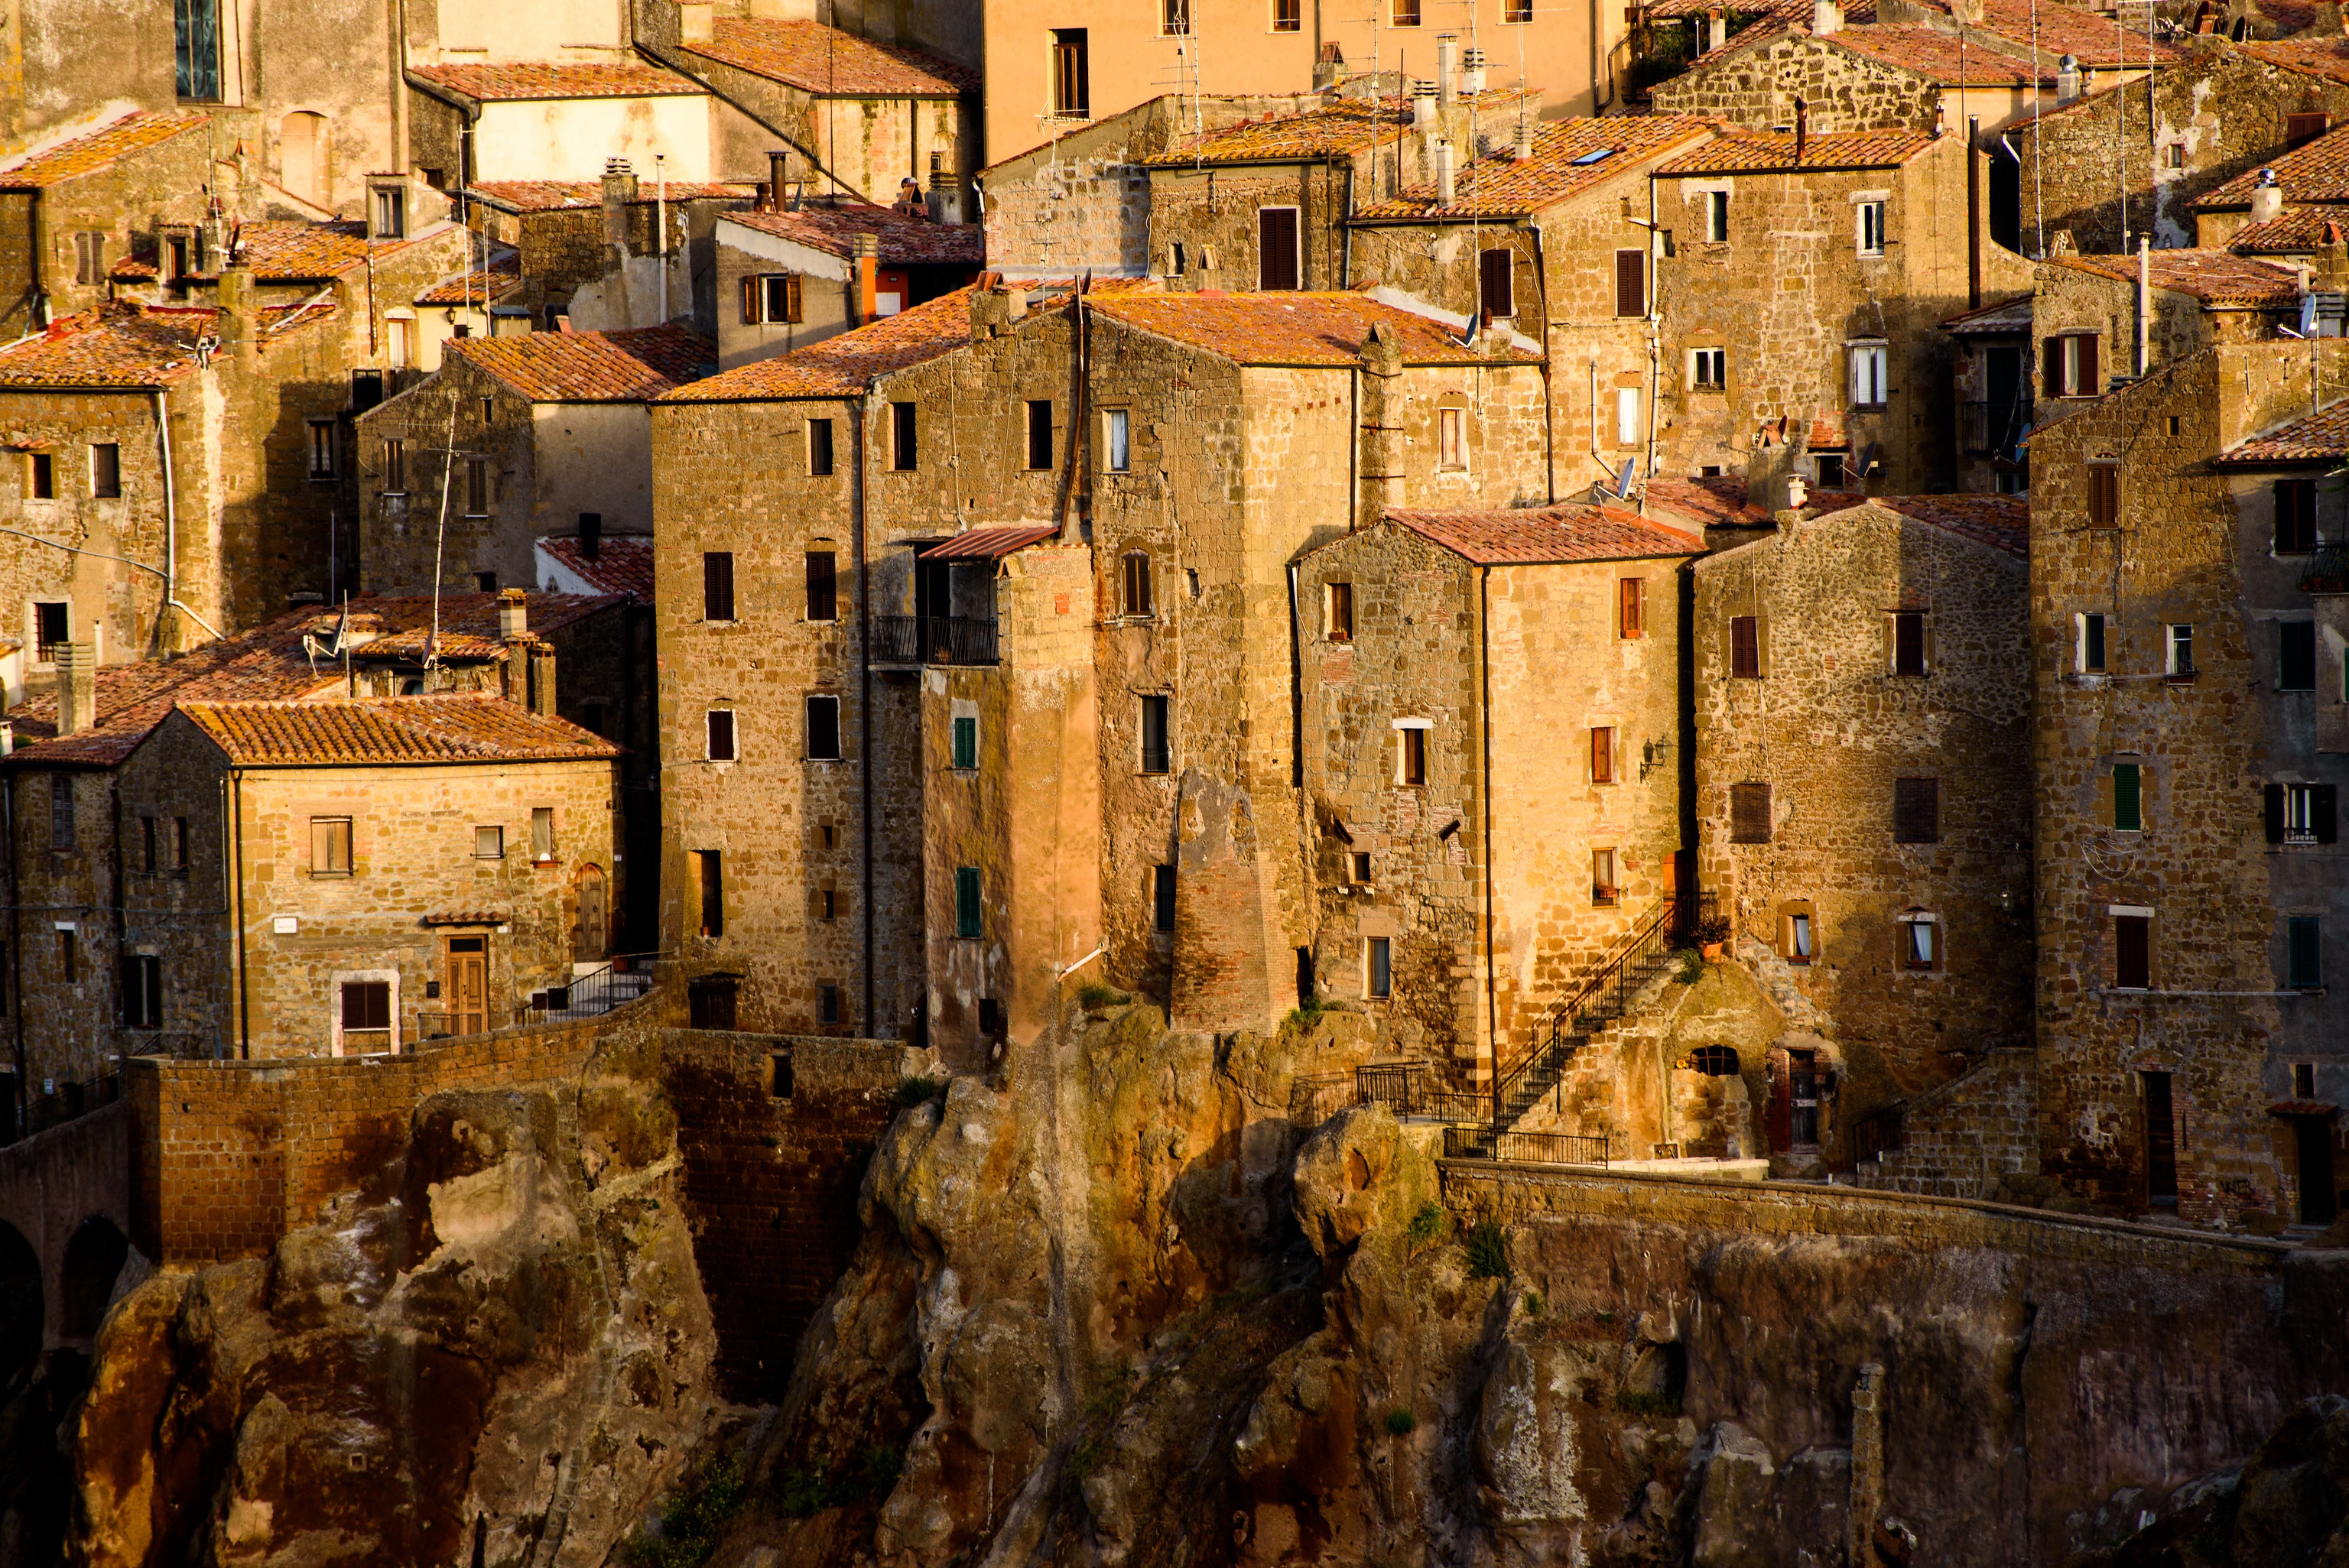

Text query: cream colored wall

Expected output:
[473,96,716,183]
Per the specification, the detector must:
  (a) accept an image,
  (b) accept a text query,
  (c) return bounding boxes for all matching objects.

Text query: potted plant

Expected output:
[1692,914,1733,960]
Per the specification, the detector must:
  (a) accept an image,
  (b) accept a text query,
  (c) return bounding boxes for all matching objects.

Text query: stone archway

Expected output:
[58,1216,128,1342]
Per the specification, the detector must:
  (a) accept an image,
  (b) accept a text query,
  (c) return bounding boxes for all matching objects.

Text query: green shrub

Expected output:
[773,1444,907,1521]
[895,1074,947,1108]
[1464,1219,1509,1280]
[1521,1289,1544,1316]
[1283,994,1329,1034]
[625,1453,749,1566]
[1405,1201,1447,1248]
[1077,982,1128,1010]
[1382,1407,1417,1437]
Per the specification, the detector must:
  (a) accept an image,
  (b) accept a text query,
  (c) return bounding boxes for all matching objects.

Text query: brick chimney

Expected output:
[55,641,96,736]
[528,644,557,716]
[768,150,791,212]
[498,586,528,641]
[855,232,879,323]
[216,255,258,368]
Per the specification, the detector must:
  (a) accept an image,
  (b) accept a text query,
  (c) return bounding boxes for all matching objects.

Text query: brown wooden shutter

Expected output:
[2044,336,2062,398]
[805,550,837,621]
[784,273,804,323]
[1616,249,1646,318]
[2315,784,2338,843]
[1730,615,1759,677]
[1730,781,1772,842]
[740,275,761,325]
[1893,777,1940,843]
[1480,248,1513,318]
[1591,726,1613,783]
[2114,915,2150,989]
[2289,111,2330,147]
[2266,782,2287,843]
[703,551,736,622]
[2087,465,2119,528]
[1259,208,1299,290]
[2079,333,2099,396]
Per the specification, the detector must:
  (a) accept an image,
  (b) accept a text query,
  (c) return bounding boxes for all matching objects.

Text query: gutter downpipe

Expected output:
[1643,174,1660,513]
[231,768,249,1057]
[1967,115,1982,310]
[856,391,876,1034]
[1340,161,1354,288]
[1531,220,1555,504]
[28,189,47,330]
[1479,564,1498,1117]
[154,389,227,644]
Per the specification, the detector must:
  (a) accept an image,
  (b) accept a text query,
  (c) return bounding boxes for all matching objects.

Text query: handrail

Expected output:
[1490,892,1701,1127]
[522,950,668,1024]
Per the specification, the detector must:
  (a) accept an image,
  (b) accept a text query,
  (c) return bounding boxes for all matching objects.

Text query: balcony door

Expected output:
[1985,346,2022,443]
[446,937,488,1036]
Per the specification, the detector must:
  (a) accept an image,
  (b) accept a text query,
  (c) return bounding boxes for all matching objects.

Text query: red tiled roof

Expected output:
[1941,293,2034,333]
[1142,89,1539,167]
[0,301,332,388]
[1827,25,2048,84]
[1656,128,1938,174]
[2215,398,2349,463]
[415,252,523,305]
[538,534,654,599]
[919,524,1062,559]
[449,324,713,401]
[1646,475,1870,526]
[3,592,624,766]
[408,61,703,101]
[1089,291,1539,367]
[178,693,621,765]
[1877,493,2029,557]
[1943,0,2185,63]
[2242,36,2349,86]
[465,179,755,213]
[2202,120,2349,206]
[2229,207,2349,253]
[726,202,983,265]
[684,18,976,96]
[663,285,983,399]
[2048,249,2302,306]
[1379,501,1704,564]
[1642,0,1876,20]
[0,112,208,190]
[1350,117,1717,221]
[226,219,433,280]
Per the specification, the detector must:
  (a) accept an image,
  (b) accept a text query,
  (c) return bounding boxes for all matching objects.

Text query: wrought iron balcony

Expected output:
[1960,398,2032,455]
[872,614,998,666]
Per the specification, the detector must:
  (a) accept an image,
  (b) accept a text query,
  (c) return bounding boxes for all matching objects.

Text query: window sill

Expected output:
[310,871,353,880]
[2165,672,2198,685]
[1852,403,1888,414]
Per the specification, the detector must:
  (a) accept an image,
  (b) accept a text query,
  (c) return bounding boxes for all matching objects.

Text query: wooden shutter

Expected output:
[1730,782,1772,842]
[1480,248,1513,318]
[1259,209,1298,290]
[707,709,736,761]
[2087,465,2118,528]
[2078,334,2098,397]
[2113,763,2141,830]
[1616,249,1646,318]
[806,550,837,621]
[1590,726,1613,783]
[1620,578,1643,638]
[2289,111,2330,147]
[2044,336,2063,398]
[2276,479,2318,553]
[2316,783,2339,844]
[703,551,735,621]
[1893,777,1940,843]
[1765,1049,1792,1151]
[1730,615,1759,677]
[740,276,762,325]
[2266,782,2287,843]
[783,273,804,323]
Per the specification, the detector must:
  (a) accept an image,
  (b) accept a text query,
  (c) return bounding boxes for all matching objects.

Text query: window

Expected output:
[1893,777,1940,843]
[1730,615,1761,677]
[1850,344,1888,408]
[1153,865,1177,932]
[1730,781,1772,843]
[740,273,803,325]
[707,709,736,761]
[386,316,412,368]
[307,421,336,479]
[1392,0,1419,21]
[372,187,405,239]
[531,807,554,860]
[820,888,837,921]
[1505,0,1532,16]
[2047,333,2099,398]
[48,776,74,850]
[90,443,120,498]
[1140,695,1171,773]
[955,865,983,939]
[1619,578,1645,638]
[1366,937,1392,998]
[476,825,504,859]
[139,815,157,874]
[1857,200,1886,256]
[819,983,842,1024]
[1590,726,1616,784]
[1893,611,1926,675]
[1592,847,1619,906]
[2079,612,2107,674]
[1479,248,1514,318]
[2114,911,2152,989]
[476,572,497,593]
[978,998,1003,1034]
[1051,28,1089,117]
[176,0,219,98]
[1163,0,1189,33]
[1400,725,1429,786]
[73,231,106,285]
[1786,911,1815,963]
[688,975,736,1027]
[1615,249,1646,317]
[1274,0,1301,28]
[27,452,54,500]
[892,401,918,469]
[2276,479,2318,553]
[122,954,162,1029]
[173,816,189,872]
[383,437,407,493]
[1688,1045,1740,1075]
[463,456,489,516]
[2281,620,2316,690]
[697,851,724,938]
[340,980,389,1035]
[1704,190,1729,242]
[34,602,68,664]
[1901,914,1937,970]
[806,695,841,760]
[2166,623,2195,680]
[1325,581,1353,641]
[1105,408,1130,472]
[806,550,837,622]
[808,417,834,476]
[2142,1068,2177,1204]
[310,816,353,875]
[1617,387,1642,447]
[2289,111,2331,148]
[1438,407,1467,470]
[1349,851,1373,883]
[1692,348,1725,391]
[1033,398,1061,464]
[2113,761,2142,831]
[2164,142,2186,170]
[1815,453,1846,489]
[1122,550,1153,617]
[57,927,77,983]
[2289,915,2323,990]
[952,714,977,769]
[2268,781,2338,844]
[703,551,736,622]
[2087,463,2120,528]
[2295,1061,2317,1097]
[1259,207,1300,291]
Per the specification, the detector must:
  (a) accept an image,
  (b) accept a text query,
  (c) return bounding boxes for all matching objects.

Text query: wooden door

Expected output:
[447,937,488,1036]
[573,865,607,962]
[2143,1071,2178,1208]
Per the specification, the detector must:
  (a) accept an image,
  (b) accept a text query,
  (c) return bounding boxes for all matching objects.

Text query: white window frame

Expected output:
[2166,622,2195,676]
[1103,407,1131,473]
[1899,911,1939,970]
[1849,342,1888,407]
[1704,189,1729,242]
[2074,610,2107,676]
[1616,385,1641,446]
[1438,405,1468,471]
[1392,716,1432,786]
[1690,347,1726,391]
[1857,199,1886,257]
[330,968,401,1057]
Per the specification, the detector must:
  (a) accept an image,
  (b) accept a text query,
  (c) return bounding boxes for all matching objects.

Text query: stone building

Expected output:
[2194,112,2349,246]
[462,174,757,336]
[356,324,713,597]
[1295,502,1701,1079]
[1693,494,2034,1170]
[2026,339,2348,1227]
[406,61,727,186]
[1650,128,2032,497]
[0,112,212,338]
[2031,246,2302,407]
[1941,292,2034,493]
[714,198,981,369]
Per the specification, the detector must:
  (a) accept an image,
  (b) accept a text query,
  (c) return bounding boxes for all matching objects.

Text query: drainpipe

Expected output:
[153,390,226,644]
[655,152,668,327]
[27,188,47,330]
[230,768,249,1057]
[1340,161,1354,289]
[1532,221,1556,503]
[1644,172,1661,511]
[1967,115,1982,310]
[2136,234,2150,377]
[5,778,24,1134]
[856,391,875,1034]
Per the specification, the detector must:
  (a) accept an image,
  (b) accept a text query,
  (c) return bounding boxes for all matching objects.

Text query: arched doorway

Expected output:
[59,1217,128,1340]
[573,863,608,962]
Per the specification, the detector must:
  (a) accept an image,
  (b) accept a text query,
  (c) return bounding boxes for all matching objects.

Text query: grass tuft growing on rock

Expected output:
[1282,994,1329,1034]
[1464,1219,1509,1280]
[1521,1289,1544,1316]
[1616,1388,1681,1418]
[1383,1407,1417,1437]
[1076,982,1129,1010]
[625,1452,749,1566]
[774,1443,905,1520]
[895,1074,947,1109]
[1405,1201,1447,1249]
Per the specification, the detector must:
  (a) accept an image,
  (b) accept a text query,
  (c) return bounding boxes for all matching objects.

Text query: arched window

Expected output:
[1686,1044,1740,1076]
[1121,550,1152,617]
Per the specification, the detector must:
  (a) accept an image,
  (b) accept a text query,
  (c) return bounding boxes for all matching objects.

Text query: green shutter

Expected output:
[956,866,982,940]
[953,716,977,770]
[2289,915,2321,990]
[2113,763,2141,832]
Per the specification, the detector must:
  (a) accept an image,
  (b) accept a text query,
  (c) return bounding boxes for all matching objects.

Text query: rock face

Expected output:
[70,1032,723,1567]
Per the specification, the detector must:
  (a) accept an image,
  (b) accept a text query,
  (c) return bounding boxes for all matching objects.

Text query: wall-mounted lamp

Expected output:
[1642,736,1673,780]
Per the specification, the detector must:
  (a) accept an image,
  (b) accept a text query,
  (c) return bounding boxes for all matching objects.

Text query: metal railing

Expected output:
[1852,1100,1907,1164]
[1492,892,1705,1128]
[2298,544,2349,594]
[1443,1124,1610,1167]
[1354,1062,1487,1124]
[9,1070,124,1144]
[521,951,664,1024]
[871,615,998,666]
[1960,398,2032,455]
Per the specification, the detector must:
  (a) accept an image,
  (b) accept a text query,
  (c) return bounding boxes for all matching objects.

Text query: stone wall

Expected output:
[1859,1044,2038,1196]
[1146,164,1351,292]
[357,353,542,595]
[0,1103,131,1349]
[1649,31,1944,134]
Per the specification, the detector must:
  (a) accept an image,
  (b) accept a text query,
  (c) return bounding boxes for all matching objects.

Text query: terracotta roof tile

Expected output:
[538,534,655,599]
[919,524,1062,559]
[1646,475,1871,526]
[179,693,621,765]
[414,252,523,305]
[1643,0,1876,20]
[684,18,976,96]
[1350,117,1717,221]
[2241,35,2349,85]
[2228,207,2349,252]
[223,219,434,280]
[449,324,713,401]
[1088,290,1539,367]
[1941,0,2185,63]
[408,60,703,101]
[464,179,754,213]
[662,285,982,399]
[2202,119,2349,206]
[2048,248,2302,306]
[1877,493,2029,556]
[1942,293,2034,332]
[1656,128,1938,174]
[724,202,983,265]
[1827,24,2049,83]
[0,301,333,388]
[1377,501,1704,564]
[2215,397,2349,463]
[3,592,623,766]
[1142,89,1539,167]
[0,112,208,190]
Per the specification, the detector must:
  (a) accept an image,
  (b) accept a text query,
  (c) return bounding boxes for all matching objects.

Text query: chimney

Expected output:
[1314,41,1347,89]
[926,150,961,225]
[2056,54,2082,102]
[1412,80,1437,130]
[1707,6,1727,50]
[578,511,602,560]
[679,0,712,41]
[1435,139,1457,204]
[1437,34,1459,106]
[601,158,637,248]
[855,232,879,323]
[216,257,258,368]
[1813,0,1843,31]
[54,642,96,737]
[528,644,557,716]
[1461,46,1487,93]
[498,586,528,642]
[1795,97,1808,165]
[1512,120,1535,161]
[2251,166,2285,225]
[768,150,791,212]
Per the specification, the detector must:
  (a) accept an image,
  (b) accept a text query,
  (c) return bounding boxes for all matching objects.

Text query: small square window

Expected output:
[1349,850,1373,884]
[27,452,54,500]
[306,421,336,479]
[1691,347,1725,391]
[475,825,505,859]
[1815,453,1847,489]
[2166,624,2195,680]
[90,443,121,498]
[1902,917,1937,969]
[310,816,353,875]
[1399,726,1428,786]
